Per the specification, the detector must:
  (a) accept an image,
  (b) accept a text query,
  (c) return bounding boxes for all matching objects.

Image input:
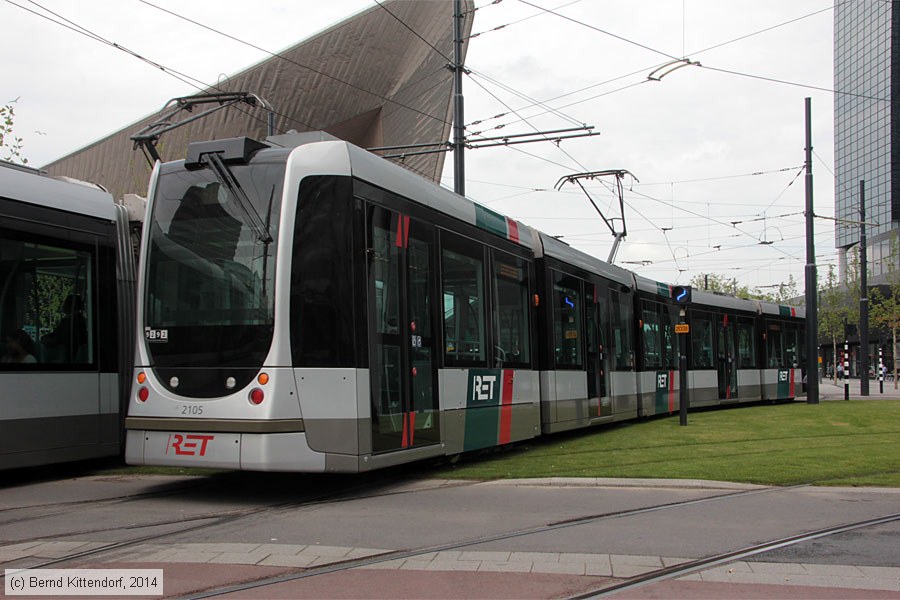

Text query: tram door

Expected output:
[717,315,737,399]
[585,283,608,409]
[368,207,440,454]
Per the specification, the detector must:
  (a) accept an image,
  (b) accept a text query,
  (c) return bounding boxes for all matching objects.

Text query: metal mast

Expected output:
[804,97,819,404]
[452,0,466,196]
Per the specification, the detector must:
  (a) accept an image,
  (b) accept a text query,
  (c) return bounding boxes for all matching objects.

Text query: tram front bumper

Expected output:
[125,429,326,472]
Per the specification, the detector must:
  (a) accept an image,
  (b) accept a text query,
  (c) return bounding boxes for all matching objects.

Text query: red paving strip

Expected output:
[215,569,614,599]
[615,580,900,599]
[69,562,293,599]
[75,562,613,599]
[19,561,900,599]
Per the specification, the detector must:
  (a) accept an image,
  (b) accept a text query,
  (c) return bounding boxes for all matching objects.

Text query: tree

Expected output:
[1,98,27,164]
[771,274,800,304]
[870,232,900,388]
[688,273,805,304]
[819,264,850,383]
[689,273,755,299]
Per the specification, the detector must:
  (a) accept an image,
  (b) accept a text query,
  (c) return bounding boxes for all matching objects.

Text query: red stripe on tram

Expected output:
[499,370,514,444]
[668,369,675,412]
[506,218,520,243]
[408,412,416,446]
[789,369,796,397]
[400,413,408,448]
[395,214,410,248]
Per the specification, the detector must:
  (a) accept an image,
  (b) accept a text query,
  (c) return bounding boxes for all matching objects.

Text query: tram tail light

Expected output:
[137,387,149,402]
[249,388,265,405]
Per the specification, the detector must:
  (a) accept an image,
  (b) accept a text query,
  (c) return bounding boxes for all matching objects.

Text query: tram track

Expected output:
[8,476,896,599]
[570,511,900,598]
[0,477,218,529]
[177,482,813,599]
[0,473,478,575]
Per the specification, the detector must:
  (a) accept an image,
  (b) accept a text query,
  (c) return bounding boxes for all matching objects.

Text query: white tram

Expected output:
[125,133,805,472]
[0,161,136,469]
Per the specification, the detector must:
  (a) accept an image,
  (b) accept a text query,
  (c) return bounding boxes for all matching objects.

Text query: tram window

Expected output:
[442,236,486,366]
[291,176,356,367]
[737,319,756,368]
[766,323,784,367]
[784,324,799,367]
[662,309,677,369]
[691,313,714,369]
[553,271,582,368]
[0,233,94,367]
[585,282,605,397]
[610,289,633,370]
[641,304,661,369]
[491,252,530,367]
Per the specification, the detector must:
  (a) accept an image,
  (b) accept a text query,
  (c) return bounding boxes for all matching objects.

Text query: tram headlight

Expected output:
[249,388,265,405]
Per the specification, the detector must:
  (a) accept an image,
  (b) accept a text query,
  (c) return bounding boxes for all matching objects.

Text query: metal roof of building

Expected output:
[44,0,473,200]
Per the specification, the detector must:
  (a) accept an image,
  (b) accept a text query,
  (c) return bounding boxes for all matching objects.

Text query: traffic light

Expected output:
[672,285,692,304]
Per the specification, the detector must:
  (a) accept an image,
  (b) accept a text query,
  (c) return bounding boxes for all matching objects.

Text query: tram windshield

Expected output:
[143,159,285,368]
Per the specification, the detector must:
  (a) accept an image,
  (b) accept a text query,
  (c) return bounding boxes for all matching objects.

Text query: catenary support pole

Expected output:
[679,309,688,426]
[804,98,819,404]
[859,180,869,396]
[452,0,465,196]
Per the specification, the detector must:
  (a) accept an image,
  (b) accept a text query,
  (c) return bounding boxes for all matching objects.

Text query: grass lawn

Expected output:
[435,400,900,487]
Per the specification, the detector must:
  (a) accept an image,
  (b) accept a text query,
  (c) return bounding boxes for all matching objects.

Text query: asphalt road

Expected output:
[1,469,899,599]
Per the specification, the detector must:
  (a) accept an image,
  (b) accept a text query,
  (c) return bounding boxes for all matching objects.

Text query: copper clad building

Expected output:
[44,0,473,200]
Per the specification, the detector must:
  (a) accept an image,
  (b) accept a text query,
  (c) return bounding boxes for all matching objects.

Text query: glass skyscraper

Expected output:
[834,1,900,283]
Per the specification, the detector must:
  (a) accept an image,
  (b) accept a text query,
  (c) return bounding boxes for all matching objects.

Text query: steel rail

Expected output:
[183,483,804,599]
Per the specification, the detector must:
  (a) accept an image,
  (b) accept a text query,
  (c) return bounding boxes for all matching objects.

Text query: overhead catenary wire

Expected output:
[8,0,311,134]
[465,0,581,39]
[463,1,869,136]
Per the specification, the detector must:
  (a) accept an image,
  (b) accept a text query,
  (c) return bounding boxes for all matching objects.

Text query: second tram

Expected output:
[0,161,136,469]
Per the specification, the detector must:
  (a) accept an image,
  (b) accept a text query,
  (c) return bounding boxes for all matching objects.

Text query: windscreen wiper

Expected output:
[202,152,273,244]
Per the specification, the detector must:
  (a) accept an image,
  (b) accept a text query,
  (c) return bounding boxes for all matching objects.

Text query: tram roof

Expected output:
[279,136,538,251]
[0,160,116,221]
[689,287,761,314]
[759,299,806,319]
[538,232,635,288]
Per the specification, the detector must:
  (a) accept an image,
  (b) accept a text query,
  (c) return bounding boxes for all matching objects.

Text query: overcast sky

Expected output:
[2,0,836,293]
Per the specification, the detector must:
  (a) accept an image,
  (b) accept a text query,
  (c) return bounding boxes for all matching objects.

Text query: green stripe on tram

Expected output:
[464,369,502,451]
[474,204,508,238]
[654,371,669,414]
[776,369,791,398]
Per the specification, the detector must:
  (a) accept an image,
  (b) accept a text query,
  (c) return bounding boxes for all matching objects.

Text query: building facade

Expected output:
[44,0,473,201]
[834,1,900,284]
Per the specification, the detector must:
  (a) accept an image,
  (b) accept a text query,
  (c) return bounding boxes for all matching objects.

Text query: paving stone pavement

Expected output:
[7,541,900,592]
